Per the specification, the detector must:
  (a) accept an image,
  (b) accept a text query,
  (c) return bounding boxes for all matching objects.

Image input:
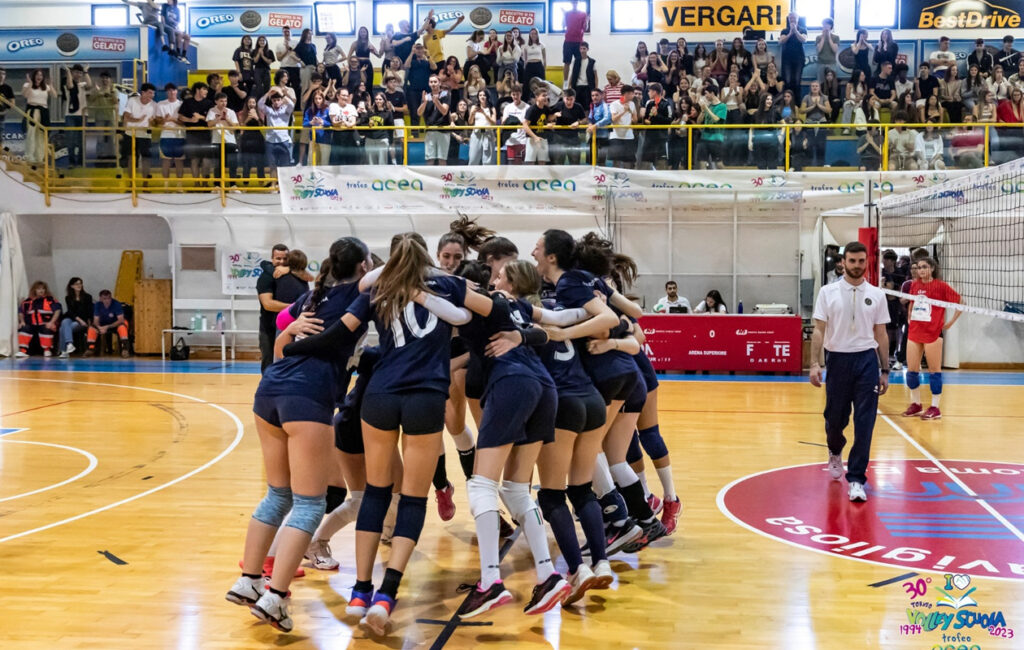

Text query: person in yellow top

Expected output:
[423,9,464,64]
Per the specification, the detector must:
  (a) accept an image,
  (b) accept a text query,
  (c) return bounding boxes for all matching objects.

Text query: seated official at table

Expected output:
[693,289,728,313]
[652,280,692,313]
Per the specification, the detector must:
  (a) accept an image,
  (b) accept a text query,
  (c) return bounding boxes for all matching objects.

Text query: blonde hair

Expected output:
[606,70,622,84]
[502,260,542,305]
[375,234,433,327]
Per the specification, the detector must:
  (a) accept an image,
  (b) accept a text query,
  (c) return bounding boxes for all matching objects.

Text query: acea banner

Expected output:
[188,6,312,38]
[414,3,547,35]
[0,28,141,62]
[653,0,785,33]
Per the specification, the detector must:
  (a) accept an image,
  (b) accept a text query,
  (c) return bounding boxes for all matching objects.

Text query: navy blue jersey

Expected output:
[554,269,637,382]
[258,282,371,405]
[367,275,467,395]
[514,298,593,397]
[459,293,553,403]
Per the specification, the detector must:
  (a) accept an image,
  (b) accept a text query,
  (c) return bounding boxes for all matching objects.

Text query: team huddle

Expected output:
[224,220,680,636]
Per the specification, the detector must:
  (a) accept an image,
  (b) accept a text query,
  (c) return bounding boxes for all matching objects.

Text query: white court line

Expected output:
[879,413,1024,546]
[0,438,98,503]
[0,377,245,545]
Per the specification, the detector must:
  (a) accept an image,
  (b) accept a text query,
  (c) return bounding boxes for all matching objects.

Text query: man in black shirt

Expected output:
[640,82,672,169]
[869,61,896,111]
[968,38,994,76]
[225,70,249,113]
[256,243,289,372]
[178,81,214,180]
[405,42,434,128]
[418,74,450,165]
[383,75,407,163]
[914,63,939,112]
[0,69,14,121]
[523,90,557,164]
[997,35,1020,75]
[550,88,587,164]
[392,19,422,69]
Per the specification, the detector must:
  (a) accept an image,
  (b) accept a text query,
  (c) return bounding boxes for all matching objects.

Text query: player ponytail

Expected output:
[574,231,614,278]
[477,236,518,264]
[376,234,433,327]
[439,214,496,255]
[454,260,492,293]
[304,237,370,311]
[610,253,638,290]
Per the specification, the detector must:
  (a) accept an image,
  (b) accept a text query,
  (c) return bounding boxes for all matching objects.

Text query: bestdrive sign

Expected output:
[901,0,1022,28]
[653,0,786,32]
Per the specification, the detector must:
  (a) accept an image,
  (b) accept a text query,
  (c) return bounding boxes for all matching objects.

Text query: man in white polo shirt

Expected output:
[809,241,890,502]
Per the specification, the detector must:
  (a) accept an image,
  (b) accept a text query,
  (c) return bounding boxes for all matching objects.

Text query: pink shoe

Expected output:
[921,406,942,420]
[646,493,664,516]
[661,497,681,536]
[436,481,456,521]
[902,403,923,417]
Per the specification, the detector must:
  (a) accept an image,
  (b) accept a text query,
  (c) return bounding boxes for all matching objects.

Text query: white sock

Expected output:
[609,461,640,489]
[656,466,677,501]
[313,491,363,541]
[910,388,921,404]
[500,481,555,582]
[452,427,475,451]
[468,475,502,589]
[931,394,941,408]
[593,453,616,498]
[637,471,651,499]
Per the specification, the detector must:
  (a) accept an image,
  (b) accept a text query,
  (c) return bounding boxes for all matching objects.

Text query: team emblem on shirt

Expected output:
[865,298,872,305]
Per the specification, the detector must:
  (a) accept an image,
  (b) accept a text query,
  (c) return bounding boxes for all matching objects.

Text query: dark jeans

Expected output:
[239,151,266,179]
[781,56,804,102]
[824,349,880,485]
[266,141,292,169]
[66,115,84,166]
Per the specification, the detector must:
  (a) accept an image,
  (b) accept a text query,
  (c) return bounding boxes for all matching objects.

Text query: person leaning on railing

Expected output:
[856,120,882,171]
[887,114,920,171]
[552,88,587,165]
[21,69,57,165]
[178,82,213,181]
[749,94,780,170]
[238,96,267,182]
[205,92,240,182]
[586,88,610,166]
[258,87,295,173]
[120,82,157,178]
[920,118,946,170]
[361,92,394,165]
[468,90,496,165]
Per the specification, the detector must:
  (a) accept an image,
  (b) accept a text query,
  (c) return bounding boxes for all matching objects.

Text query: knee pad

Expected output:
[626,431,643,464]
[906,371,921,390]
[567,482,598,513]
[285,493,327,535]
[638,425,669,461]
[929,372,943,395]
[467,475,501,519]
[498,481,536,522]
[597,488,628,520]
[392,494,428,543]
[355,482,394,534]
[609,462,639,488]
[537,488,568,521]
[326,485,348,513]
[252,485,293,528]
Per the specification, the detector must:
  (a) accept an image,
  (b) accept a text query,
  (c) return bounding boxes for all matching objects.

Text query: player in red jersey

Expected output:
[902,257,961,420]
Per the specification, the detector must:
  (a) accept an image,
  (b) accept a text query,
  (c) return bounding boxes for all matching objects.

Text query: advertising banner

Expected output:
[653,0,785,33]
[414,3,547,35]
[0,28,141,63]
[1,121,26,159]
[222,250,266,295]
[188,6,312,38]
[899,0,1023,29]
[639,314,802,372]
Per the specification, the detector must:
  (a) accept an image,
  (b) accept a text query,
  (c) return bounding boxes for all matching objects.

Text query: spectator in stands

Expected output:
[551,88,587,164]
[668,95,696,170]
[652,281,691,313]
[424,10,463,66]
[57,277,92,358]
[447,98,470,164]
[842,71,868,130]
[392,20,425,78]
[120,82,156,179]
[206,92,239,181]
[62,64,91,167]
[350,26,379,83]
[439,56,464,105]
[0,69,13,122]
[496,32,522,86]
[750,94,780,169]
[857,120,882,171]
[800,80,830,166]
[419,75,451,165]
[776,88,799,121]
[1009,59,1024,91]
[256,243,289,372]
[522,90,555,165]
[253,36,275,99]
[277,27,303,105]
[996,85,1024,161]
[816,18,840,84]
[693,44,708,77]
[693,289,728,313]
[631,41,650,81]
[968,38,994,77]
[530,76,563,105]
[974,89,998,123]
[779,12,807,101]
[258,87,295,173]
[607,84,637,168]
[121,0,163,49]
[206,72,224,97]
[360,92,392,165]
[468,89,496,164]
[404,42,435,129]
[383,75,406,163]
[951,114,984,168]
[465,31,488,84]
[888,114,920,170]
[501,83,529,163]
[482,29,501,80]
[295,29,318,100]
[85,290,130,358]
[963,64,985,111]
[587,88,611,165]
[697,85,726,169]
[721,72,745,164]
[920,119,945,170]
[919,93,942,123]
[237,96,266,182]
[562,0,589,88]
[328,88,359,165]
[161,0,189,62]
[707,40,729,87]
[939,65,964,122]
[233,36,256,91]
[21,69,57,165]
[524,29,547,99]
[822,68,843,121]
[787,118,810,170]
[638,83,671,169]
[929,36,956,80]
[851,29,872,78]
[341,55,366,97]
[997,35,1020,75]
[156,82,185,184]
[225,70,248,114]
[16,281,61,358]
[728,38,753,85]
[893,63,914,100]
[464,65,486,104]
[751,38,773,82]
[873,29,898,75]
[179,81,213,182]
[870,61,897,112]
[989,64,1011,100]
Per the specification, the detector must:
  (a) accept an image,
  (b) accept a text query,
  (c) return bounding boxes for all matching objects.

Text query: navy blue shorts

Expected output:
[634,352,659,392]
[450,336,469,360]
[160,138,185,159]
[554,387,606,434]
[562,41,581,65]
[594,371,639,405]
[478,375,557,448]
[361,390,447,435]
[622,368,647,414]
[253,392,333,427]
[334,408,364,454]
[465,354,485,400]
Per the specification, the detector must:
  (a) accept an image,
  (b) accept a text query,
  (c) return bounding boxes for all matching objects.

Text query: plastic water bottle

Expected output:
[216,312,224,331]
[737,300,744,314]
[192,310,202,331]
[201,315,209,330]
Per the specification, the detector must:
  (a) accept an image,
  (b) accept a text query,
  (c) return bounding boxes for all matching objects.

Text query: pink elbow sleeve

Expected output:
[276,306,296,332]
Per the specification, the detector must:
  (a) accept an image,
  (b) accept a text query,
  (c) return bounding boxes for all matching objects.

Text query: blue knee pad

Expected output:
[355,482,394,534]
[597,488,628,523]
[929,372,943,395]
[626,431,643,464]
[537,487,568,521]
[906,371,921,390]
[566,482,598,513]
[392,494,428,543]
[252,485,292,527]
[638,425,669,461]
[285,493,327,535]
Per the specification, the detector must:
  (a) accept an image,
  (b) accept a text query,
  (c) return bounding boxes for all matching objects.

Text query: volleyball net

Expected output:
[876,159,1024,324]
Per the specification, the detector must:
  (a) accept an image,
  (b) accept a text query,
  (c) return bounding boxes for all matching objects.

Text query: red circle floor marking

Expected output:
[717,459,1024,581]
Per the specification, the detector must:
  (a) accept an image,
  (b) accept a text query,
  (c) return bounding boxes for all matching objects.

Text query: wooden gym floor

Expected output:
[0,362,1021,649]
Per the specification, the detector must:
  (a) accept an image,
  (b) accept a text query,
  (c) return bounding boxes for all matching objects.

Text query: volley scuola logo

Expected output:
[289,172,340,202]
[897,572,1014,647]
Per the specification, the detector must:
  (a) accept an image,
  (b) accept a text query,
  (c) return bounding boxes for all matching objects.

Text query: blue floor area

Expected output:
[3,358,1024,386]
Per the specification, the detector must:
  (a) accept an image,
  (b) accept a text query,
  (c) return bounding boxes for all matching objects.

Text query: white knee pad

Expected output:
[499,481,536,522]
[467,475,501,519]
[592,453,616,497]
[610,462,639,488]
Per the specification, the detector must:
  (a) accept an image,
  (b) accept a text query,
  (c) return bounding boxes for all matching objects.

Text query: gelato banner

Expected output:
[188,6,312,38]
[0,28,141,62]
[414,2,547,35]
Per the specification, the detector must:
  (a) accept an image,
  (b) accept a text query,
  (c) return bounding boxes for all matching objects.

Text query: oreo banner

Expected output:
[0,28,140,62]
[414,2,547,35]
[900,0,1024,29]
[187,6,312,38]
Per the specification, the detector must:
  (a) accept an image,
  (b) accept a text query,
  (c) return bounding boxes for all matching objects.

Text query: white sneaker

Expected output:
[305,538,339,570]
[15,351,28,358]
[225,575,265,606]
[251,590,293,632]
[65,343,76,355]
[849,482,868,502]
[892,361,903,371]
[592,559,615,589]
[564,563,596,605]
[827,454,843,480]
[43,350,52,357]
